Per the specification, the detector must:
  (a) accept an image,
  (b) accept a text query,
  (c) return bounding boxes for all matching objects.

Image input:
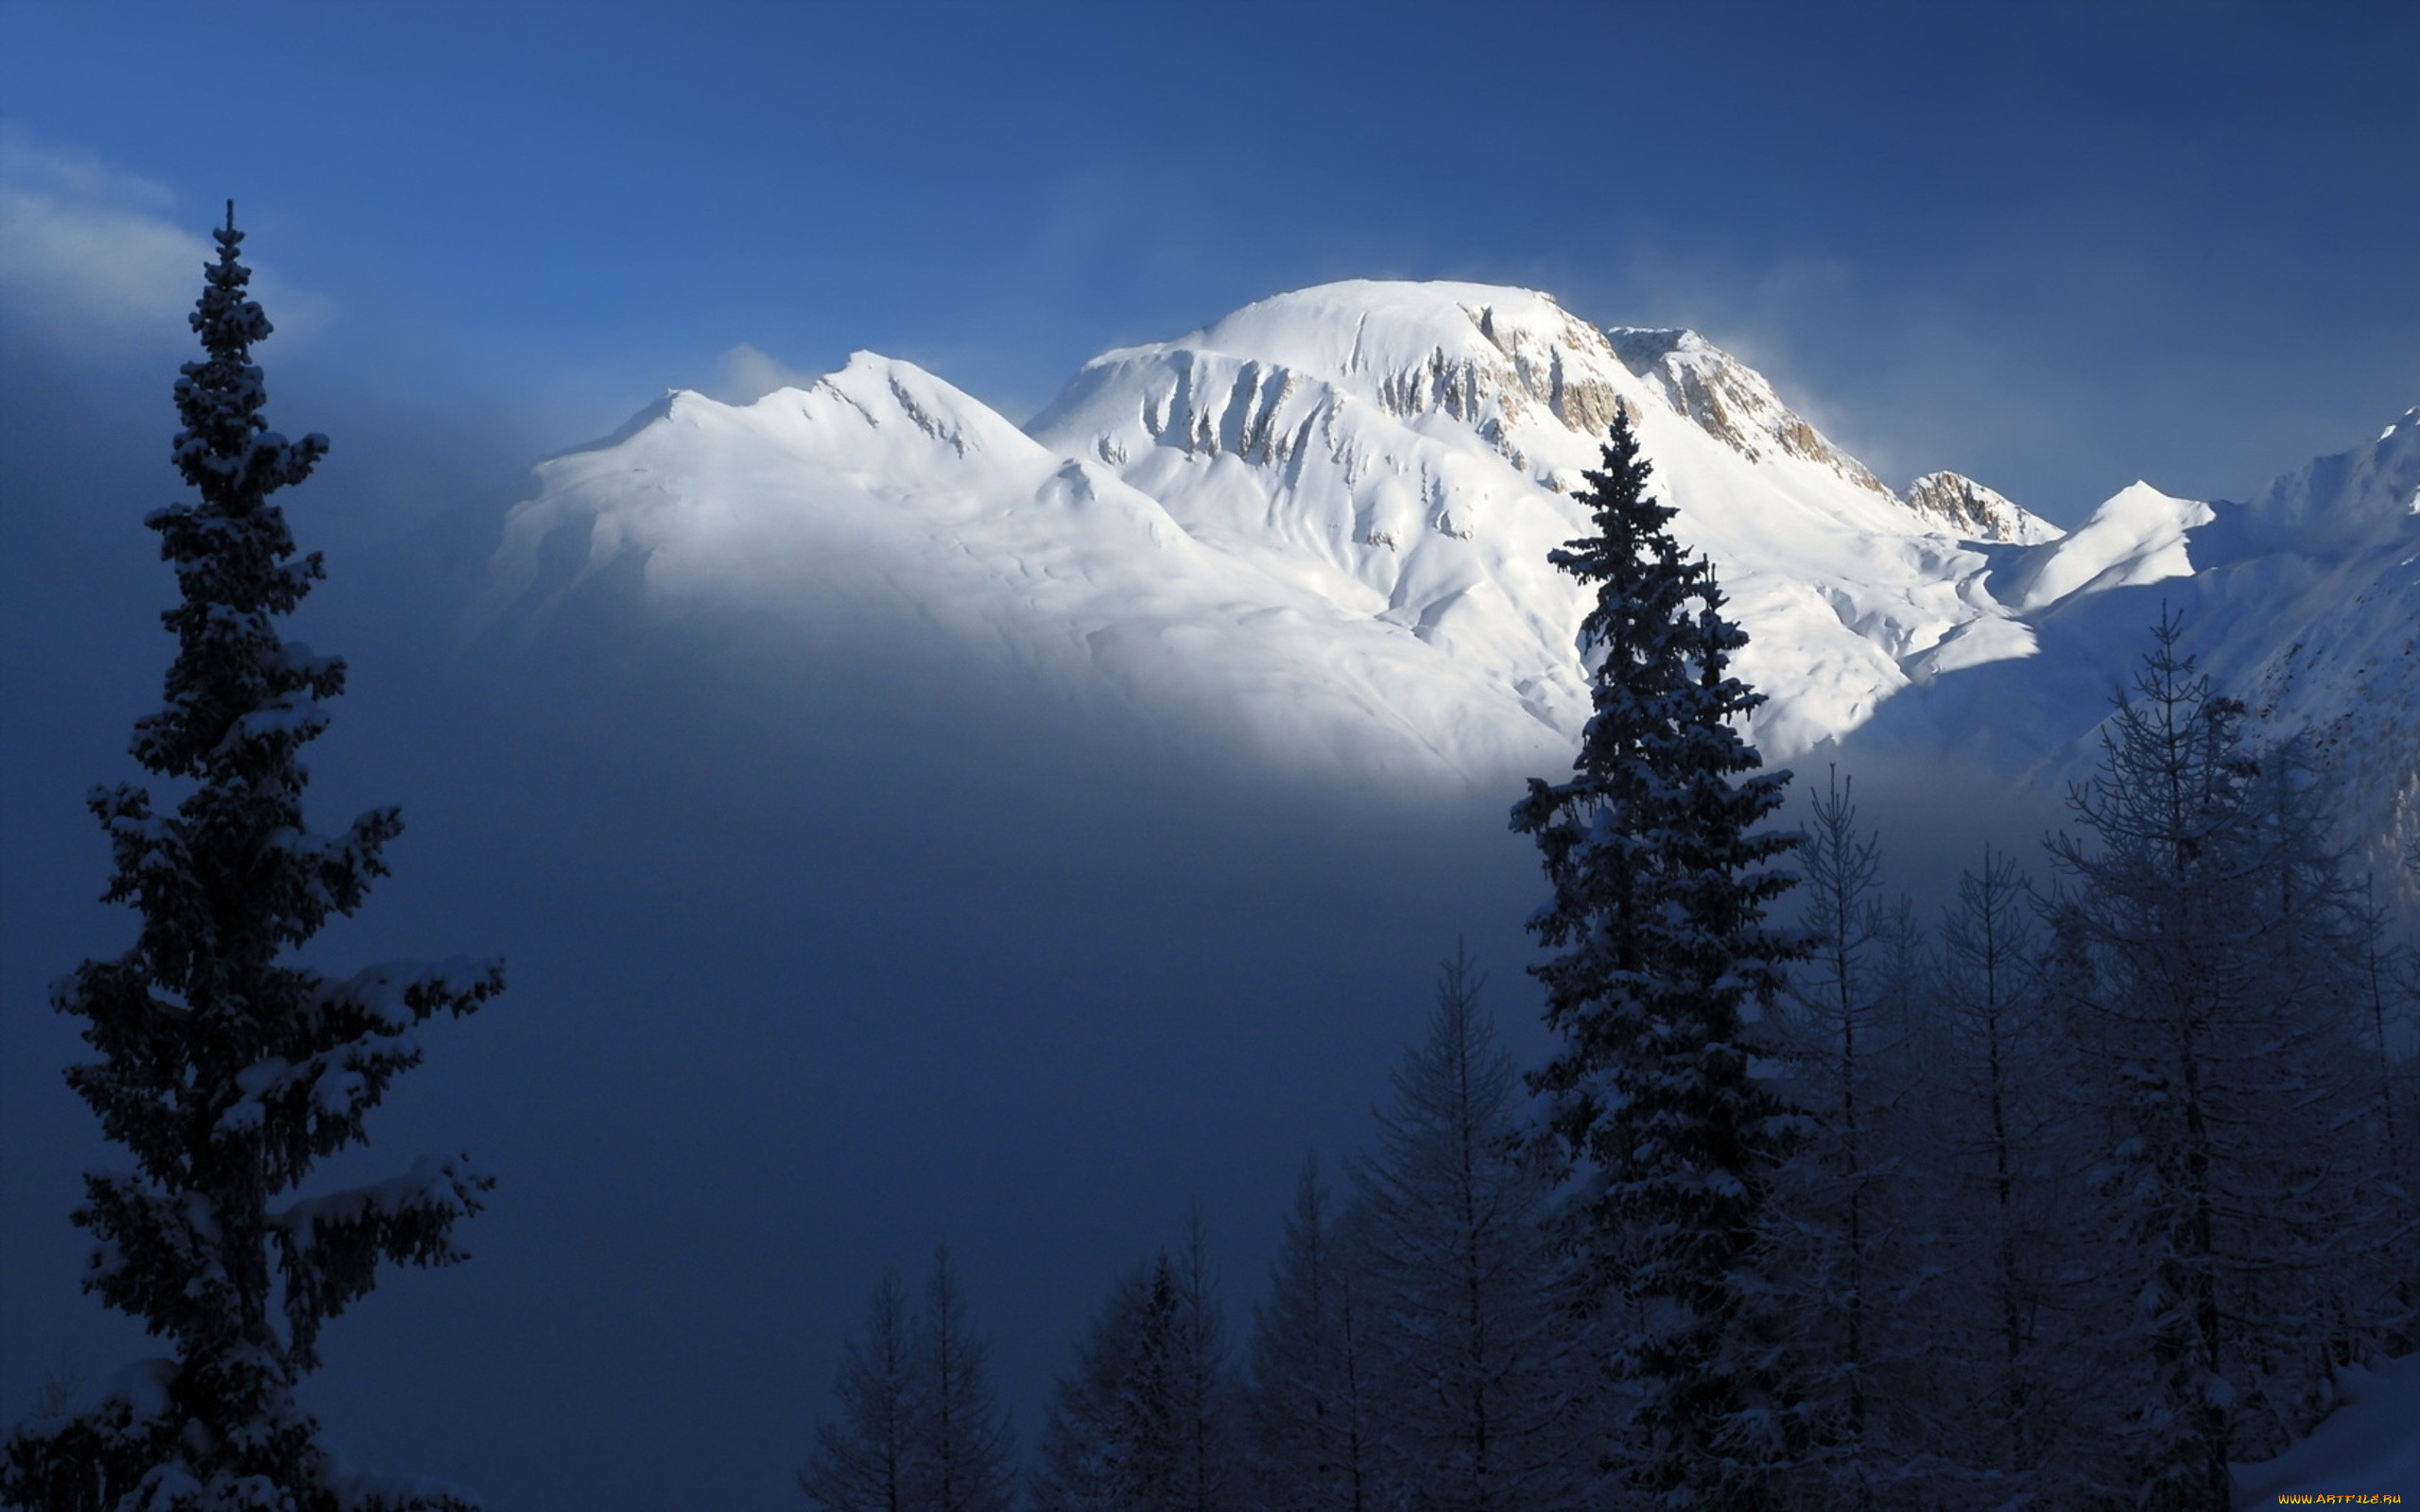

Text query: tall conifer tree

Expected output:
[801,1253,1015,1512]
[1353,956,1586,1512]
[2,208,503,1511]
[1032,1226,1237,1512]
[802,1269,919,1512]
[912,1248,1017,1512]
[1511,405,1806,1510]
[2047,616,2389,1508]
[1032,1255,1186,1512]
[1771,771,1928,1507]
[1243,1160,1377,1512]
[1925,847,2083,1496]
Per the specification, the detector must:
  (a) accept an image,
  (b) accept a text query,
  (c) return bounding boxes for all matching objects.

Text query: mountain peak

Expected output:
[1179,280,1588,377]
[1043,280,1651,481]
[1017,279,2063,761]
[1903,471,2064,544]
[1606,325,1893,501]
[1996,480,2209,612]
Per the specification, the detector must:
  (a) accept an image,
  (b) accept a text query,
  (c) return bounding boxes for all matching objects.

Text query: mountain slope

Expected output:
[477,279,2418,861]
[1023,282,2062,759]
[1841,404,2420,874]
[478,350,1579,786]
[486,281,2095,789]
[2192,404,2420,858]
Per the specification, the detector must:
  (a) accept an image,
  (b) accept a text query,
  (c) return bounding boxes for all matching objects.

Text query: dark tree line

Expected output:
[914,409,2416,1512]
[803,1249,1017,1512]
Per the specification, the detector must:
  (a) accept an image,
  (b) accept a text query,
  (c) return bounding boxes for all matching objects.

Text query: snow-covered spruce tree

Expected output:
[2046,614,2389,1510]
[1509,404,1806,1511]
[1032,1225,1237,1512]
[911,1248,1017,1512]
[0,207,503,1512]
[1351,955,1588,1512]
[802,1268,919,1512]
[1243,1160,1379,1512]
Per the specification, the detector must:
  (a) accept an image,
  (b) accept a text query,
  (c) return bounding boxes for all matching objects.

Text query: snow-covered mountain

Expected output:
[486,284,2060,774]
[2145,406,2420,853]
[1846,404,2420,870]
[478,280,2419,860]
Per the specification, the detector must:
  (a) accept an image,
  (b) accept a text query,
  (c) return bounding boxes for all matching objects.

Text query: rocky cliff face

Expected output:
[1903,470,2063,544]
[1608,326,1895,499]
[1605,327,2066,547]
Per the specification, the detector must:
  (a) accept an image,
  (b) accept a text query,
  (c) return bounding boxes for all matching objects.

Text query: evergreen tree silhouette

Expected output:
[2,205,502,1512]
[1511,404,1805,1510]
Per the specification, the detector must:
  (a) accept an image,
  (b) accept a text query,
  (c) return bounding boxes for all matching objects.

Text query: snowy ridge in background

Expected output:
[2193,404,2420,867]
[1851,404,2420,880]
[481,348,1578,789]
[480,281,2420,872]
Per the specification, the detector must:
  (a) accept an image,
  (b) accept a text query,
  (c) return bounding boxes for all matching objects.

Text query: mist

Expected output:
[0,319,1564,1509]
[8,267,2124,1505]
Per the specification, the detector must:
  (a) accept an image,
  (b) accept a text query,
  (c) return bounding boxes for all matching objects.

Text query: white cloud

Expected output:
[0,129,329,356]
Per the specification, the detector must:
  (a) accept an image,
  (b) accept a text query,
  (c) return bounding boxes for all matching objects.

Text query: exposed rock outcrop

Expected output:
[1609,326,1894,499]
[1903,470,2064,544]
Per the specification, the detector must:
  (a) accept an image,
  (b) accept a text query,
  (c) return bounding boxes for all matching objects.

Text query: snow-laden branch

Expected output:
[271,1153,494,1371]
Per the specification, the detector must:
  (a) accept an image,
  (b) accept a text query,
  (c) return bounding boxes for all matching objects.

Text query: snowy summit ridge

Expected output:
[482,280,2420,853]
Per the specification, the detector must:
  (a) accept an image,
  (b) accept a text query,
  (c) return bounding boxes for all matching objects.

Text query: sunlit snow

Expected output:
[485,282,2110,785]
[479,281,2420,854]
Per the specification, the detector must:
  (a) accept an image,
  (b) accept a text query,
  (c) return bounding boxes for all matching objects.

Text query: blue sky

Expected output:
[5,0,2415,522]
[5,6,2419,1507]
